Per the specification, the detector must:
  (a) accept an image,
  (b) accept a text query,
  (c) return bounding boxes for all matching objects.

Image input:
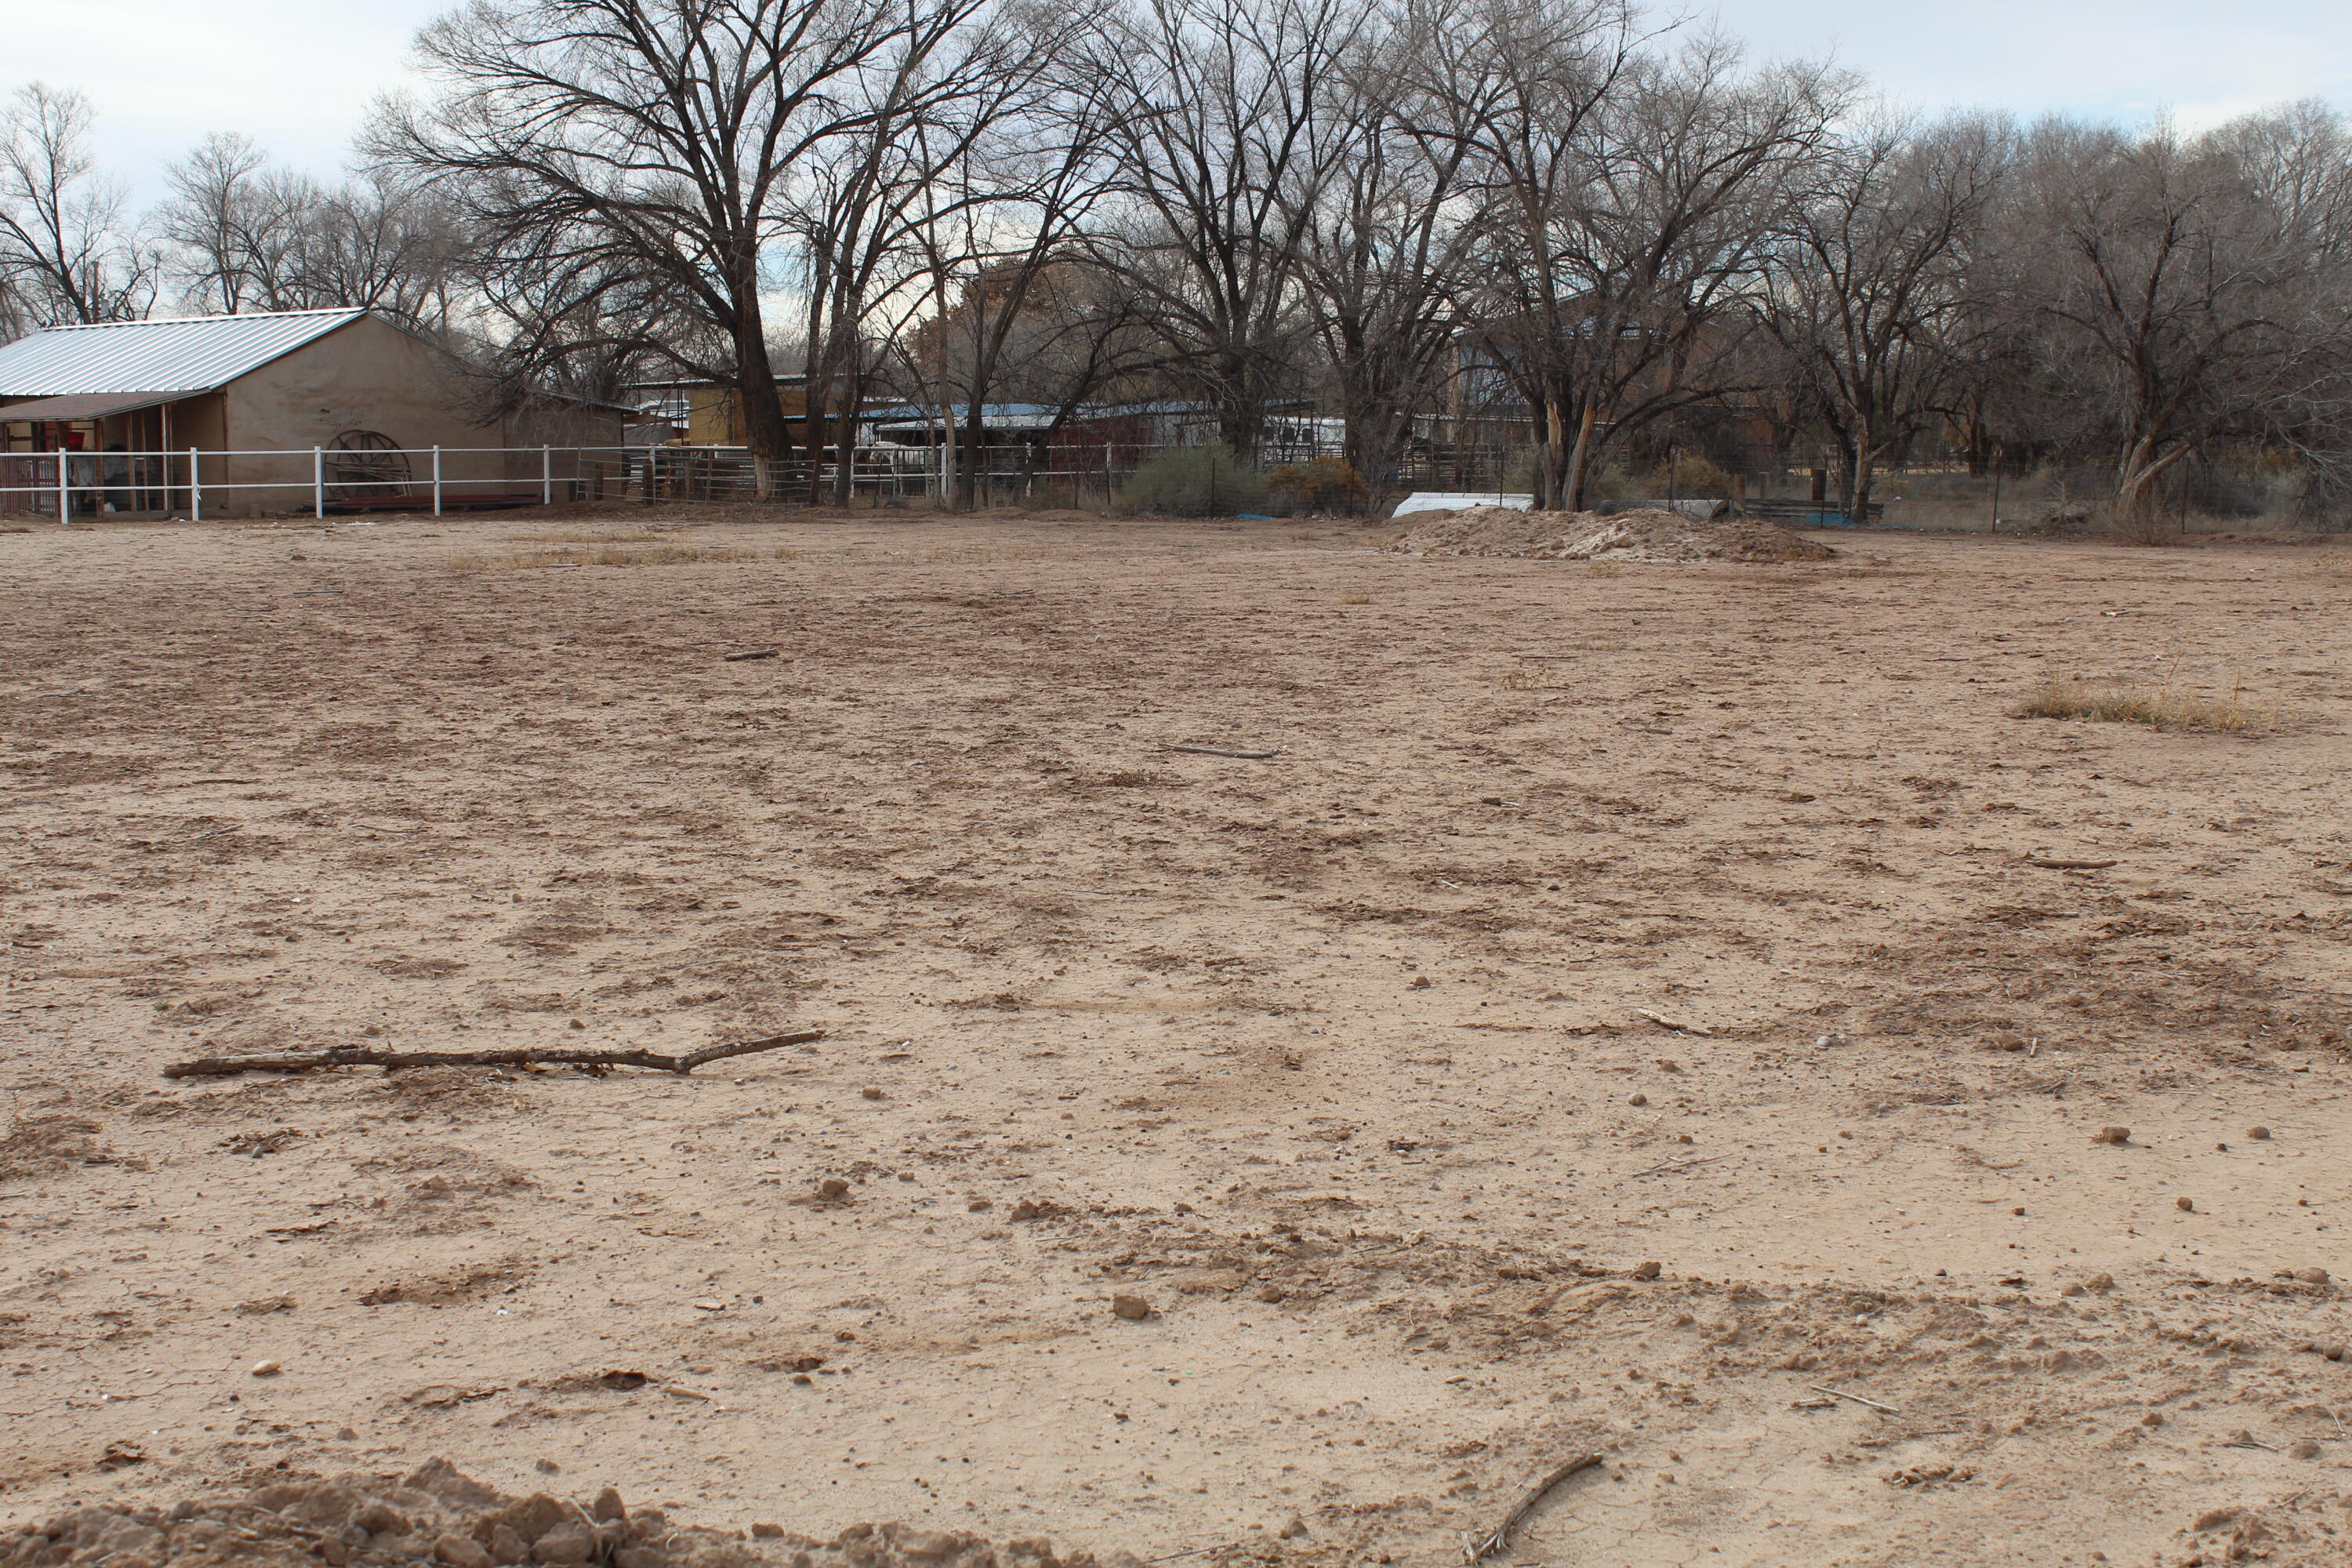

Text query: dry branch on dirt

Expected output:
[161,1031,825,1079]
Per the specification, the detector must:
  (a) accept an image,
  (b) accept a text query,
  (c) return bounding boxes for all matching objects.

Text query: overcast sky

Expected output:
[9,0,2350,201]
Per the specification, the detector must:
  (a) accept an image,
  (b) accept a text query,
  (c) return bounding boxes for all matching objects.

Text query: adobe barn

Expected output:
[0,307,626,517]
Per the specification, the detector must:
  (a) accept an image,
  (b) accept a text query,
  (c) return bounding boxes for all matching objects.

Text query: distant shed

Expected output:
[0,308,625,517]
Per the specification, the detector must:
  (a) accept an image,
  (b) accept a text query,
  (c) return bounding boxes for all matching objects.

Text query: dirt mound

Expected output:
[1396,505,1835,563]
[0,1461,1139,1568]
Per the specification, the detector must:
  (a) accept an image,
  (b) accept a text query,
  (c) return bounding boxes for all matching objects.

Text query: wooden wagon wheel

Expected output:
[324,430,412,503]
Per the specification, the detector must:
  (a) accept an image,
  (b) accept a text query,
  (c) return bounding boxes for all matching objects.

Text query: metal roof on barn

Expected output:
[0,307,366,401]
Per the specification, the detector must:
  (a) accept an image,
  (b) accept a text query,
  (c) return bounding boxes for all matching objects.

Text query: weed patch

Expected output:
[2015,677,2274,733]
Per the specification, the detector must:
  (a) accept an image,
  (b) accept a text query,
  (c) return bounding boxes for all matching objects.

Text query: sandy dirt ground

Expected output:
[3,504,2351,1568]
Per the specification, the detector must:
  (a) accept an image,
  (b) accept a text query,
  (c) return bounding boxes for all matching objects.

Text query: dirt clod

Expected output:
[1111,1294,1153,1320]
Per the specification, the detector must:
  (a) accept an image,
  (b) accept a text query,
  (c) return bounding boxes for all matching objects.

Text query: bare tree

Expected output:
[1290,14,1480,492]
[1079,0,1374,461]
[2013,116,2352,533]
[376,0,993,497]
[158,133,314,314]
[778,0,1082,503]
[1391,0,1635,508]
[1434,27,1842,509]
[1761,111,2005,517]
[0,84,154,327]
[899,71,1120,507]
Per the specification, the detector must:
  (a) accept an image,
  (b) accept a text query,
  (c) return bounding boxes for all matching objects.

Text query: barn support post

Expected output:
[432,447,442,516]
[542,446,551,506]
[56,448,68,525]
[189,448,201,521]
[313,448,324,519]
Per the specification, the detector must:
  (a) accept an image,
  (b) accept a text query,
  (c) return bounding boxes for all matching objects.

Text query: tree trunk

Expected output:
[1843,415,1871,518]
[1562,403,1599,513]
[831,360,865,507]
[733,330,792,503]
[964,402,989,510]
[1533,401,1564,510]
[2114,436,2191,540]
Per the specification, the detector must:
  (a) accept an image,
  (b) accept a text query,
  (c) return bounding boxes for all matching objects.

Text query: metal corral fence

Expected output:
[0,443,953,521]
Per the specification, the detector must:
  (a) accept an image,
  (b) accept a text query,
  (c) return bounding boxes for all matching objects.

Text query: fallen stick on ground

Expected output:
[1167,744,1279,759]
[723,648,779,662]
[1808,1383,1900,1415]
[2024,855,2117,870]
[1465,1454,1602,1563]
[173,777,261,786]
[162,1029,825,1080]
[1633,1007,1712,1036]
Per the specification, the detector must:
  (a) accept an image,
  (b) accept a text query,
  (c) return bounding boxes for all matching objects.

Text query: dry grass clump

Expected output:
[2015,677,2274,733]
[2312,547,2352,582]
[452,544,756,571]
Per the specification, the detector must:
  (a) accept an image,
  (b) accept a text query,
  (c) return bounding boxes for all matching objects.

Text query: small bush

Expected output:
[1114,445,1269,517]
[1268,456,1370,515]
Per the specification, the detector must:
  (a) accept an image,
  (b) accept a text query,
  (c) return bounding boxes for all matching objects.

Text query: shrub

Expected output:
[1646,452,1733,498]
[1267,456,1370,515]
[1113,445,1270,517]
[1584,463,1639,503]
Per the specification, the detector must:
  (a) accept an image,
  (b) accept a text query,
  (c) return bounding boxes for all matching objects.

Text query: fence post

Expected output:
[313,447,325,519]
[189,447,201,521]
[56,448,69,525]
[542,445,551,506]
[432,446,443,516]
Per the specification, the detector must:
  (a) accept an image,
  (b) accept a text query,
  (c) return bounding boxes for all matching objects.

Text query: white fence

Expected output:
[0,440,1272,519]
[0,443,962,521]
